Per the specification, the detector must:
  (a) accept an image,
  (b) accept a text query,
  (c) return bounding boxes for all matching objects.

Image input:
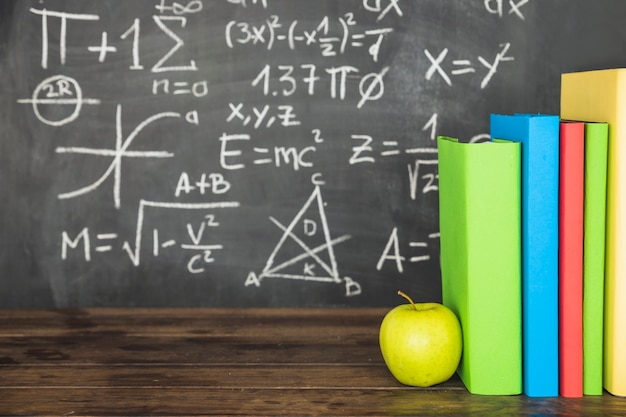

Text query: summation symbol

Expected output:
[245,186,361,297]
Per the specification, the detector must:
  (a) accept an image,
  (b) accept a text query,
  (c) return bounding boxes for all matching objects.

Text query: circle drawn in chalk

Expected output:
[20,75,101,126]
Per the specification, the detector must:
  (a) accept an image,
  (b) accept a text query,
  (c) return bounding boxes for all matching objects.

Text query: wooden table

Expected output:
[0,308,624,416]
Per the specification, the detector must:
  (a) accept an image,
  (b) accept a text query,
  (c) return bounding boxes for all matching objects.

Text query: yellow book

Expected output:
[561,69,626,397]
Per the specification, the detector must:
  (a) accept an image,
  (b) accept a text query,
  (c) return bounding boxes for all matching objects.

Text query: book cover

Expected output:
[438,135,522,395]
[558,121,585,398]
[582,122,609,396]
[490,113,560,397]
[561,68,626,396]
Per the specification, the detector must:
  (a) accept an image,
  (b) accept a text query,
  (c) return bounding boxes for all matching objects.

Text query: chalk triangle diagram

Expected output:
[259,186,350,283]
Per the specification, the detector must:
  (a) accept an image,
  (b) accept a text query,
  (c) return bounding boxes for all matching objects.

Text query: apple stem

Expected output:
[397,290,417,310]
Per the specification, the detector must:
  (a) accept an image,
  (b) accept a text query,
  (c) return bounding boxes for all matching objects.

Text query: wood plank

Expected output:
[0,364,460,390]
[0,387,623,417]
[0,308,388,327]
[0,308,386,365]
[0,334,382,365]
[0,308,386,340]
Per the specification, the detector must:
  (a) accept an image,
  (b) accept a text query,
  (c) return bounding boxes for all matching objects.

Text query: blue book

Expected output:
[490,114,560,397]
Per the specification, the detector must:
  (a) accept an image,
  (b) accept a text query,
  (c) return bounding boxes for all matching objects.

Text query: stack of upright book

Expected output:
[438,68,623,397]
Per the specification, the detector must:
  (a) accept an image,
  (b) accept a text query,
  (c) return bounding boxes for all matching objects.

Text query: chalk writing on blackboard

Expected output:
[2,0,558,308]
[27,8,99,69]
[122,200,241,270]
[17,75,101,126]
[245,185,359,296]
[62,199,241,272]
[425,42,514,89]
[376,228,440,274]
[15,0,438,297]
[484,0,529,20]
[15,0,437,300]
[56,105,184,209]
[225,13,394,62]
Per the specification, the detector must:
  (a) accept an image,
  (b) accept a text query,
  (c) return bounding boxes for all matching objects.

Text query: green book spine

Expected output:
[438,136,522,395]
[583,122,609,395]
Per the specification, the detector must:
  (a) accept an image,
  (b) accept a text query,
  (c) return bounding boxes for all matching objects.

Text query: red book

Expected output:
[558,121,585,397]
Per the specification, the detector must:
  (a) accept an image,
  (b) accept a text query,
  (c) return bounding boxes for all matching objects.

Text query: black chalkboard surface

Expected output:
[1,0,625,308]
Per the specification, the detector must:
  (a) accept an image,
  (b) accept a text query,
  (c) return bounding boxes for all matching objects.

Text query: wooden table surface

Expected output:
[0,308,624,416]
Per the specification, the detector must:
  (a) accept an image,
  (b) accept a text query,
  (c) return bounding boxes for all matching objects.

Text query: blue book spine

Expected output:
[490,114,560,397]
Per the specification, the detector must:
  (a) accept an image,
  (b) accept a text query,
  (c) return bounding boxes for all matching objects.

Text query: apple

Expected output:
[379,291,462,387]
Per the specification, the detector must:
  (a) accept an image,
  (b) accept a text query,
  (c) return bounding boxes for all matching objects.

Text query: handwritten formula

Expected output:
[7,0,533,307]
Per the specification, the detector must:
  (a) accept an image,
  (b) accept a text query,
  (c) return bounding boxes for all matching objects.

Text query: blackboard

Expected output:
[1,0,625,308]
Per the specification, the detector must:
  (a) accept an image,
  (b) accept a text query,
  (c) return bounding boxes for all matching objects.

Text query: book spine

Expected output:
[438,136,522,395]
[490,114,560,397]
[558,121,585,398]
[582,122,608,395]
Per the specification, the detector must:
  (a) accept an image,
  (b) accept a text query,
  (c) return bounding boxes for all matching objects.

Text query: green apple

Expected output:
[379,291,462,387]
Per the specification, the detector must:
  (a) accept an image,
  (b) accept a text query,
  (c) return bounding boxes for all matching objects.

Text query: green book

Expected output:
[583,122,609,395]
[438,136,522,395]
